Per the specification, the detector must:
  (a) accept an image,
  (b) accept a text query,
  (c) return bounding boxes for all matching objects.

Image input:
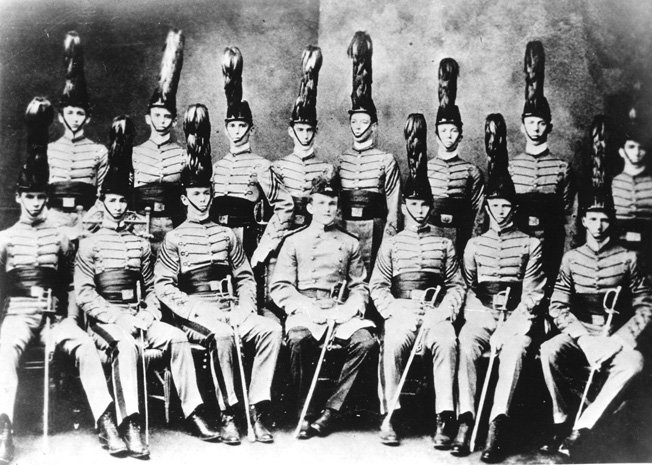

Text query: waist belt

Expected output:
[292,196,311,227]
[428,197,471,228]
[6,267,58,298]
[341,190,386,221]
[133,183,183,217]
[617,218,652,246]
[210,196,257,227]
[95,269,141,303]
[475,281,522,311]
[570,292,629,327]
[515,192,564,231]
[178,264,233,294]
[48,182,96,211]
[391,272,445,304]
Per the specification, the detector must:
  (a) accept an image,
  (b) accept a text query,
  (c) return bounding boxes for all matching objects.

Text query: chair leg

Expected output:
[164,368,171,425]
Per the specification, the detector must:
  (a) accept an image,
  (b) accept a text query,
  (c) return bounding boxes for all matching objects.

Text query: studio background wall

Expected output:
[0,0,650,227]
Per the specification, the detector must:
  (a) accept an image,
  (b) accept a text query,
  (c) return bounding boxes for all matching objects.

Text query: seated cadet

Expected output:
[459,114,546,462]
[155,104,282,445]
[370,114,465,447]
[539,116,652,458]
[270,173,378,439]
[75,116,220,460]
[0,98,119,464]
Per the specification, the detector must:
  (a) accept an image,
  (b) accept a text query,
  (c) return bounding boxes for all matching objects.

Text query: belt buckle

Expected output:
[62,197,76,208]
[350,207,363,218]
[528,216,540,227]
[294,214,305,225]
[153,202,165,212]
[440,214,453,225]
[218,215,229,224]
[625,231,641,243]
[591,314,606,326]
[409,289,425,301]
[121,289,134,301]
[208,281,220,291]
[31,286,45,298]
[493,293,508,310]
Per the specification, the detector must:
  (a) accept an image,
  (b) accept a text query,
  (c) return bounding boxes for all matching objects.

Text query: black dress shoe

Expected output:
[298,419,314,440]
[186,408,222,442]
[451,413,473,457]
[379,421,400,446]
[310,408,338,437]
[250,404,274,443]
[540,422,571,454]
[0,414,14,465]
[220,414,241,445]
[433,411,456,450]
[121,415,150,459]
[97,407,128,456]
[559,428,589,458]
[481,414,508,463]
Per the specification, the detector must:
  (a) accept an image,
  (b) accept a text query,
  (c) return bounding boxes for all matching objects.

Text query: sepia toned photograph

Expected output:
[0,0,650,463]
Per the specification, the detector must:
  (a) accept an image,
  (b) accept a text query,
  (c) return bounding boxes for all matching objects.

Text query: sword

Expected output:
[42,288,55,455]
[135,280,149,446]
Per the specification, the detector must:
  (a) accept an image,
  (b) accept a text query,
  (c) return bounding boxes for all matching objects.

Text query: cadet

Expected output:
[539,116,652,458]
[270,173,378,439]
[212,46,293,269]
[509,41,575,292]
[76,116,220,459]
[274,45,334,230]
[338,31,402,274]
[155,104,282,445]
[132,29,187,254]
[459,114,546,462]
[427,58,485,258]
[370,114,465,447]
[47,31,108,228]
[0,98,118,464]
[612,96,652,281]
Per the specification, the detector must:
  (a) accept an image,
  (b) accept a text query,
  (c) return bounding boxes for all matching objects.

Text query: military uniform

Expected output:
[612,169,652,280]
[370,224,465,415]
[427,154,484,257]
[540,241,652,430]
[75,213,204,425]
[155,215,282,411]
[270,222,377,418]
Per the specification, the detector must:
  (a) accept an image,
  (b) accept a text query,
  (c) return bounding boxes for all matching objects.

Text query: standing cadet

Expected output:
[274,45,334,230]
[76,116,220,460]
[132,29,187,254]
[211,46,293,269]
[338,31,402,275]
[612,96,652,282]
[427,58,484,258]
[539,116,652,458]
[370,114,465,447]
[0,98,119,463]
[156,104,282,445]
[509,41,575,293]
[459,114,546,462]
[270,173,378,439]
[47,32,108,228]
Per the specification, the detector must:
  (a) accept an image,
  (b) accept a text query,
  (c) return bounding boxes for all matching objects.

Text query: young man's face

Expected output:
[181,187,212,213]
[307,193,338,226]
[15,191,47,217]
[522,116,550,143]
[102,193,128,219]
[437,123,462,151]
[403,199,431,224]
[349,113,375,143]
[486,198,514,225]
[582,211,611,243]
[225,120,252,146]
[619,139,647,167]
[289,123,317,147]
[146,107,175,134]
[60,106,89,133]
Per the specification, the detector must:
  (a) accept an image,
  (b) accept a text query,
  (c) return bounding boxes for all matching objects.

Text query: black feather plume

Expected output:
[222,46,244,113]
[524,41,545,102]
[291,45,323,124]
[438,58,459,108]
[61,31,89,110]
[485,113,508,176]
[347,31,376,120]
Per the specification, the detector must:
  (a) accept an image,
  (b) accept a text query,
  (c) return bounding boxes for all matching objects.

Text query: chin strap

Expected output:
[291,126,316,148]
